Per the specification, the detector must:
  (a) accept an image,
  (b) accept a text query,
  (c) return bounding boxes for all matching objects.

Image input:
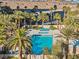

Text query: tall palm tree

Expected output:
[38,12,49,26]
[0,13,17,57]
[0,13,13,50]
[50,7,54,24]
[63,14,79,58]
[62,6,71,19]
[71,19,79,59]
[60,26,74,59]
[0,2,3,7]
[53,13,61,29]
[12,11,24,28]
[50,6,57,25]
[43,48,49,59]
[72,31,79,59]
[53,40,63,59]
[5,27,32,59]
[0,15,6,45]
[56,25,74,59]
[22,12,37,25]
[8,11,32,59]
[63,6,71,14]
[29,13,37,25]
[63,16,79,32]
[0,17,6,58]
[21,12,31,25]
[76,4,79,10]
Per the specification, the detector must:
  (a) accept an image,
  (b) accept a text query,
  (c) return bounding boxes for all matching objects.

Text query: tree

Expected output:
[62,6,71,14]
[76,4,79,10]
[0,2,3,7]
[24,6,27,9]
[63,16,79,32]
[43,48,49,59]
[43,48,49,55]
[20,12,31,25]
[0,14,6,45]
[12,11,24,28]
[5,27,32,59]
[9,11,32,59]
[72,31,79,59]
[38,12,49,25]
[60,26,74,59]
[56,0,61,2]
[62,6,71,19]
[53,40,63,59]
[29,13,37,25]
[56,25,74,59]
[0,12,32,59]
[0,14,14,53]
[63,12,79,59]
[50,7,54,24]
[53,13,61,29]
[54,5,57,10]
[22,12,37,25]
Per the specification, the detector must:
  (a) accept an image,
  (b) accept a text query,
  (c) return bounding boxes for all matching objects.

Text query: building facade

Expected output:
[1,0,53,9]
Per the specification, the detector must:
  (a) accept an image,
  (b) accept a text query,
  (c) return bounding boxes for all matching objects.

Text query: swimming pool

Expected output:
[31,35,53,55]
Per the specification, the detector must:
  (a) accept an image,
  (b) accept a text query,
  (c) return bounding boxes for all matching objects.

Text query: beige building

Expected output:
[0,0,77,10]
[1,0,53,9]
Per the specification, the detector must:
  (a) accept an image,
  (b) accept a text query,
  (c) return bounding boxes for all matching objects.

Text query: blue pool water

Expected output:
[31,35,53,55]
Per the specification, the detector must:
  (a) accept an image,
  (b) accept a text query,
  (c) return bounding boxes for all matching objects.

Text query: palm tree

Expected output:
[0,2,3,7]
[42,48,49,59]
[0,15,6,46]
[63,16,79,32]
[53,40,62,59]
[56,25,74,59]
[21,12,30,26]
[62,6,71,19]
[12,11,24,28]
[23,12,37,25]
[63,6,71,13]
[24,6,27,9]
[7,11,32,59]
[71,20,79,59]
[5,27,32,59]
[61,26,74,59]
[0,13,16,55]
[72,31,79,59]
[38,12,49,25]
[0,13,12,45]
[50,7,54,24]
[29,13,37,25]
[76,4,79,10]
[0,25,7,57]
[0,11,32,59]
[53,13,61,29]
[63,14,79,58]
